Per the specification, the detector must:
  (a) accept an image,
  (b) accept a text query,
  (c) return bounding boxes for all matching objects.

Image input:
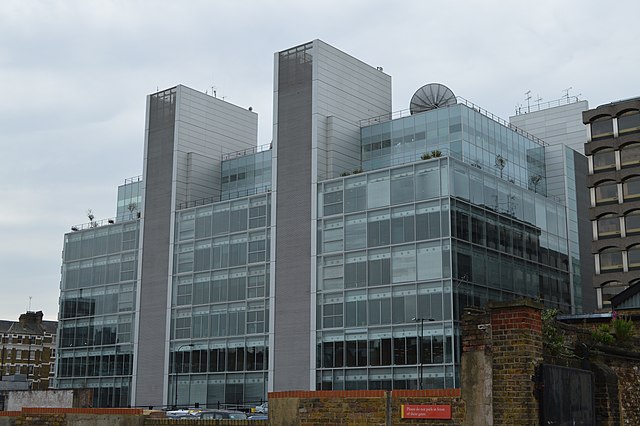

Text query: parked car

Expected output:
[197,409,247,420]
[166,409,195,419]
[248,414,269,420]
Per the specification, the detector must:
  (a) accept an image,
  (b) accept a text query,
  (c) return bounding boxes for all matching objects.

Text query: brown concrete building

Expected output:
[584,97,640,308]
[0,311,57,390]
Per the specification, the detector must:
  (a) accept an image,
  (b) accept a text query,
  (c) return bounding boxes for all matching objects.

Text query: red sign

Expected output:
[401,404,452,419]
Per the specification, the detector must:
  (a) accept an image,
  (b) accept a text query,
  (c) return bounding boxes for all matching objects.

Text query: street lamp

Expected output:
[173,343,194,409]
[412,317,435,390]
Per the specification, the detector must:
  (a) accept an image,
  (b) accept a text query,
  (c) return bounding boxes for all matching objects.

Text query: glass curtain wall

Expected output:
[57,221,139,407]
[361,104,547,196]
[170,193,270,408]
[315,156,569,390]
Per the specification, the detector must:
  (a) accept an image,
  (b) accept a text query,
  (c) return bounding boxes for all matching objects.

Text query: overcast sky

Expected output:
[1,0,638,321]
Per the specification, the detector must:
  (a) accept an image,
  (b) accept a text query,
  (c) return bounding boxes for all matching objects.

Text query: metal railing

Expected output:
[222,143,271,161]
[177,185,271,210]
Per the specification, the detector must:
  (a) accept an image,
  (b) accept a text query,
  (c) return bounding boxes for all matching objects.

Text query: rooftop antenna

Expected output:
[87,209,97,228]
[525,90,532,113]
[535,95,543,109]
[563,87,573,100]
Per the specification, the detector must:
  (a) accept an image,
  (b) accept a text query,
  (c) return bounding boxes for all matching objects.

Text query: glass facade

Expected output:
[57,220,139,407]
[221,150,272,201]
[316,108,570,390]
[361,104,547,196]
[170,192,271,407]
[116,176,143,221]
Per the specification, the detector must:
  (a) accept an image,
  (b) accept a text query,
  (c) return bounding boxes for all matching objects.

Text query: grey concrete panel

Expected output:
[135,90,176,407]
[273,45,313,391]
[573,151,596,311]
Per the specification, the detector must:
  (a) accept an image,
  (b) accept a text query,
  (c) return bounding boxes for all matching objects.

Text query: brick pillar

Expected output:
[489,299,543,426]
[461,307,493,426]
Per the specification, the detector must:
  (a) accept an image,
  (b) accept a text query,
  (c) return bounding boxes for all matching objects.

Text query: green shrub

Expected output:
[591,324,615,345]
[611,315,635,344]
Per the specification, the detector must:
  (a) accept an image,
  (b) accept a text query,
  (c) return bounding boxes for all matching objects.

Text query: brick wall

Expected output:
[488,300,543,425]
[269,389,464,425]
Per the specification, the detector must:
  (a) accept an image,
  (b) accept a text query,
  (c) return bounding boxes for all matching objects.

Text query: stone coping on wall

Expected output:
[0,407,144,416]
[486,298,544,311]
[269,388,461,399]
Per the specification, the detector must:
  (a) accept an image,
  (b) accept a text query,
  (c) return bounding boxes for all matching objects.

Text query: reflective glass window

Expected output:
[417,241,442,280]
[592,149,616,172]
[415,163,440,200]
[344,176,367,213]
[367,249,391,286]
[323,182,343,216]
[367,210,390,247]
[625,210,640,235]
[623,176,640,201]
[391,206,415,244]
[591,117,613,139]
[345,214,367,250]
[595,182,618,204]
[392,246,416,283]
[620,144,640,168]
[599,249,623,272]
[597,214,620,239]
[367,172,390,208]
[618,111,640,134]
[390,167,414,205]
[344,252,366,289]
[628,246,640,269]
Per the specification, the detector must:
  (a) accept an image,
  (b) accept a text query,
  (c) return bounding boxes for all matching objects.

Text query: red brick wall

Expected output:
[488,300,543,425]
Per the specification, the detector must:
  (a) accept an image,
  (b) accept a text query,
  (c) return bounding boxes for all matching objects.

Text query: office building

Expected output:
[510,97,596,312]
[583,97,640,308]
[56,40,582,407]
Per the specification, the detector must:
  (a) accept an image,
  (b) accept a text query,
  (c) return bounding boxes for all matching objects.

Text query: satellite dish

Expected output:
[410,83,457,114]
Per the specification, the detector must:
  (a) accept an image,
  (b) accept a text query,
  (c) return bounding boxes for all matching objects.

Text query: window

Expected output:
[367,211,390,247]
[392,246,416,283]
[367,172,390,208]
[249,204,267,229]
[600,282,625,307]
[344,177,367,213]
[246,309,265,334]
[322,218,344,253]
[323,182,343,216]
[367,249,391,286]
[321,255,343,290]
[591,117,613,139]
[592,149,616,172]
[623,176,640,201]
[391,206,415,244]
[597,214,620,239]
[628,246,640,270]
[345,214,367,250]
[618,110,640,134]
[322,301,343,328]
[595,182,618,205]
[344,252,366,288]
[620,144,640,168]
[625,210,640,235]
[390,167,414,205]
[229,201,248,232]
[599,248,623,273]
[345,296,367,328]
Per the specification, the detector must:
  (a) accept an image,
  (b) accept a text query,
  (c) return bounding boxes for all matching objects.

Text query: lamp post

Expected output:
[174,344,194,409]
[412,317,435,390]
